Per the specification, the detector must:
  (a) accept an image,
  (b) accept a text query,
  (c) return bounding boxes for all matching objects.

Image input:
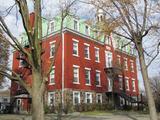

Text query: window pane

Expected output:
[85,25,89,35]
[95,48,99,62]
[50,68,55,84]
[132,80,136,91]
[50,43,55,57]
[74,20,78,31]
[96,72,100,86]
[84,46,89,58]
[73,92,80,105]
[48,93,55,106]
[85,93,92,103]
[50,22,54,32]
[125,79,129,90]
[85,70,90,84]
[73,41,78,55]
[73,67,79,83]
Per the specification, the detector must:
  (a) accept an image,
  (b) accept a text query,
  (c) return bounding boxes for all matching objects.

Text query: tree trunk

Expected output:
[138,46,158,120]
[32,70,45,120]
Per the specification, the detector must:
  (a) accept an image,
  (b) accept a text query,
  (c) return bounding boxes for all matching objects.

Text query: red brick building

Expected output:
[11,11,139,113]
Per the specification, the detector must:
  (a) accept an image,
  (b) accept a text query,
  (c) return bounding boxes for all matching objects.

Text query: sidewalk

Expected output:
[0,111,157,120]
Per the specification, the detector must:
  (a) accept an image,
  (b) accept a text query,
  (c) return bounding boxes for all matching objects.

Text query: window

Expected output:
[19,53,24,67]
[3,98,8,102]
[48,92,55,106]
[95,31,98,38]
[50,66,55,84]
[125,45,128,52]
[118,76,123,90]
[50,41,56,58]
[124,58,128,70]
[132,79,136,92]
[105,51,112,67]
[95,70,101,86]
[85,68,91,85]
[72,39,79,56]
[85,25,90,35]
[95,47,100,62]
[96,94,102,103]
[74,20,78,31]
[73,65,79,84]
[85,92,92,103]
[131,43,134,54]
[130,61,134,72]
[125,78,129,91]
[50,21,55,32]
[108,77,112,91]
[73,91,80,105]
[84,43,90,59]
[105,36,112,46]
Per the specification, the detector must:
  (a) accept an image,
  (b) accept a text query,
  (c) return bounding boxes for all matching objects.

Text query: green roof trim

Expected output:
[20,15,136,56]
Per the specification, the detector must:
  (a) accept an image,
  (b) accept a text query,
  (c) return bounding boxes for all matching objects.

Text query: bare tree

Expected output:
[0,29,9,88]
[150,75,160,112]
[0,0,77,120]
[84,0,160,120]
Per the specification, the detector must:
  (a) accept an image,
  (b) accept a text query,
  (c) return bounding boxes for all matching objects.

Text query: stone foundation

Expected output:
[45,89,109,112]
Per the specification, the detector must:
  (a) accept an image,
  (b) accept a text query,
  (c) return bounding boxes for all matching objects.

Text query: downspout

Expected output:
[62,31,65,110]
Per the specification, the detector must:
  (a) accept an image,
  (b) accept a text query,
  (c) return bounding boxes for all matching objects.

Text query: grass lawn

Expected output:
[81,110,113,116]
[81,110,150,116]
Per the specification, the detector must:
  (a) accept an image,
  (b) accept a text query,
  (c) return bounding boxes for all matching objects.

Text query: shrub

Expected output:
[44,105,50,114]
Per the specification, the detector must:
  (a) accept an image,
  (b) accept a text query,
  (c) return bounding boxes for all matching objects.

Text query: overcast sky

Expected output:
[0,0,160,91]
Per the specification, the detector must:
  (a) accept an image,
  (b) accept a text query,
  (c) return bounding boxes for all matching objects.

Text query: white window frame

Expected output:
[118,75,123,90]
[85,92,92,103]
[50,21,55,32]
[95,70,101,87]
[124,58,128,70]
[132,78,136,92]
[72,39,79,57]
[95,47,100,62]
[73,19,79,31]
[49,66,55,85]
[130,60,134,72]
[105,51,112,68]
[73,65,80,84]
[125,77,129,91]
[85,68,91,86]
[50,41,56,58]
[48,92,55,106]
[96,93,102,103]
[73,91,80,105]
[84,43,90,60]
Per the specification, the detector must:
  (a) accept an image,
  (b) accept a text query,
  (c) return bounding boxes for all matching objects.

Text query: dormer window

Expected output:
[50,21,55,32]
[85,25,90,35]
[131,43,134,54]
[74,20,78,31]
[105,36,112,46]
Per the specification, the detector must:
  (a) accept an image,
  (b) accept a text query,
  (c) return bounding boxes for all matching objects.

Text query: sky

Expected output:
[0,0,160,91]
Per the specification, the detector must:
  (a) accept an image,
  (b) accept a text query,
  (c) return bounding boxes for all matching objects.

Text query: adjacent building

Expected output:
[0,89,10,113]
